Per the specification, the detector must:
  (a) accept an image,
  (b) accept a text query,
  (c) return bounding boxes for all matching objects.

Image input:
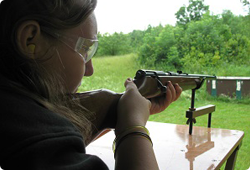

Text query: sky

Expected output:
[95,0,249,34]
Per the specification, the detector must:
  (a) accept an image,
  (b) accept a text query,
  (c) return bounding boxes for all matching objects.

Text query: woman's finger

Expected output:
[174,83,182,101]
[167,81,176,102]
[164,88,172,107]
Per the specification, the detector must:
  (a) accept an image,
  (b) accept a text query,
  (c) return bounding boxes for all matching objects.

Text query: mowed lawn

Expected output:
[79,54,250,170]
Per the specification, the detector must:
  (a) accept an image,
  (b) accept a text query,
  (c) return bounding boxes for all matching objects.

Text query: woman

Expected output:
[0,0,182,169]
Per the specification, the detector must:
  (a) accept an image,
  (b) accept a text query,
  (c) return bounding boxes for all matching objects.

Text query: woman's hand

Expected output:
[150,81,182,114]
[116,78,151,135]
[114,79,181,170]
[116,79,182,133]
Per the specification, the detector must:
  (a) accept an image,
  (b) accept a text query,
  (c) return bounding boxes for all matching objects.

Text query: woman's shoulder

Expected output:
[0,87,83,150]
[0,88,109,170]
[0,87,80,134]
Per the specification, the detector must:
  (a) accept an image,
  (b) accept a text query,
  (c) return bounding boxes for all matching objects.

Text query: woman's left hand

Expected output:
[150,81,182,114]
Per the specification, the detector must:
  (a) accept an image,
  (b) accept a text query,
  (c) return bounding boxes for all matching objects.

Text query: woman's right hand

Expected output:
[115,78,151,135]
[114,78,159,170]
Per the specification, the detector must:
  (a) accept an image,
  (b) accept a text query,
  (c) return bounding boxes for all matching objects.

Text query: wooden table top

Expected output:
[86,121,244,170]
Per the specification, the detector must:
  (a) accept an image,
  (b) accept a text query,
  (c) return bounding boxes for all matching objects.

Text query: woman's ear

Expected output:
[16,20,42,58]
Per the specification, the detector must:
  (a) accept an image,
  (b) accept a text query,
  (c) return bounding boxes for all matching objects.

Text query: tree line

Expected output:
[96,0,250,73]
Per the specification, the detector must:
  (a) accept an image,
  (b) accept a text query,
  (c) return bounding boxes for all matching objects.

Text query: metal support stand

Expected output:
[186,90,216,135]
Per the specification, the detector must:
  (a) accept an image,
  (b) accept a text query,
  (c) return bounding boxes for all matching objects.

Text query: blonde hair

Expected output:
[0,0,97,143]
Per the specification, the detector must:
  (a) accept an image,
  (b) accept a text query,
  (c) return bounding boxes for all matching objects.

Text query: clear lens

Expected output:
[86,41,98,62]
[76,38,98,63]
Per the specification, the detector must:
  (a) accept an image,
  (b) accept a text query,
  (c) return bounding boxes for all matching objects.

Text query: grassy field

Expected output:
[79,54,250,170]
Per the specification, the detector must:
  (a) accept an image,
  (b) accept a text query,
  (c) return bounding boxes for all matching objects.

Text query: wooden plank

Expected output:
[86,121,244,170]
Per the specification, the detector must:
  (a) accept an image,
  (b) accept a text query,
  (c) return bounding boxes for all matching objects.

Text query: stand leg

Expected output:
[191,89,195,109]
[208,113,212,128]
[188,90,196,135]
[189,118,193,135]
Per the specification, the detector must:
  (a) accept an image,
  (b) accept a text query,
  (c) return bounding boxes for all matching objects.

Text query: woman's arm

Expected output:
[115,134,158,170]
[76,79,181,146]
[114,78,182,170]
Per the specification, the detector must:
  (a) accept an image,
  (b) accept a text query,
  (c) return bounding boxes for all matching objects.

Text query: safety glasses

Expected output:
[74,36,98,62]
[42,28,98,63]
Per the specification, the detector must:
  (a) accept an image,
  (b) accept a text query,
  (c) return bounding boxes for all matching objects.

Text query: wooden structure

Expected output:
[87,121,244,170]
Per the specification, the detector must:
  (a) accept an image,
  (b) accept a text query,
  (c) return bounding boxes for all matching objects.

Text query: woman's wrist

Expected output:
[113,125,153,158]
[115,125,149,136]
[115,121,146,136]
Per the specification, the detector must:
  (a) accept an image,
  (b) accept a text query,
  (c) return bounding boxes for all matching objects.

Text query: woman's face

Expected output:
[46,13,97,93]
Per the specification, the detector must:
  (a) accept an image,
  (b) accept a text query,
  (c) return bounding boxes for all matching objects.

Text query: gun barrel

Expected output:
[134,70,216,99]
[185,73,216,80]
[135,70,216,79]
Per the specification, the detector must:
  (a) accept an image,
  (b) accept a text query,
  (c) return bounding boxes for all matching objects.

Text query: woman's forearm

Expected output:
[115,135,159,170]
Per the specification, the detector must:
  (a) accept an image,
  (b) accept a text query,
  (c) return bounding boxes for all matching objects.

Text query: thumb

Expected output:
[124,78,137,91]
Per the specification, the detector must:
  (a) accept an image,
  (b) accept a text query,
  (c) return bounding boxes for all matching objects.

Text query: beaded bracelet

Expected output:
[113,126,153,157]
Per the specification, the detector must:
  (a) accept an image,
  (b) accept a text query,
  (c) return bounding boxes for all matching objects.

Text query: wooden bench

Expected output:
[86,121,244,170]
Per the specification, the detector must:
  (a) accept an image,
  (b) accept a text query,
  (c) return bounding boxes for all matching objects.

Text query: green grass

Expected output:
[79,54,250,170]
[78,54,141,92]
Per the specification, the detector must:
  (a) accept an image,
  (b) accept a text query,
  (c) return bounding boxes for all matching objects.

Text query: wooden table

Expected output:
[86,121,244,170]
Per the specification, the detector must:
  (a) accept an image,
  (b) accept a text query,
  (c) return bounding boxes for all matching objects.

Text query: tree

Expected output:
[128,30,145,52]
[175,0,209,26]
[154,25,181,68]
[138,12,250,71]
[138,25,164,67]
[241,0,250,7]
[241,0,250,14]
[97,32,132,56]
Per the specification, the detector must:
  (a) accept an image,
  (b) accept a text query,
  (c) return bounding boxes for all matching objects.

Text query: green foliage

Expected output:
[242,0,250,5]
[137,10,250,73]
[241,0,250,13]
[96,32,132,56]
[175,0,209,26]
[128,30,145,52]
[137,25,164,67]
[95,2,250,76]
